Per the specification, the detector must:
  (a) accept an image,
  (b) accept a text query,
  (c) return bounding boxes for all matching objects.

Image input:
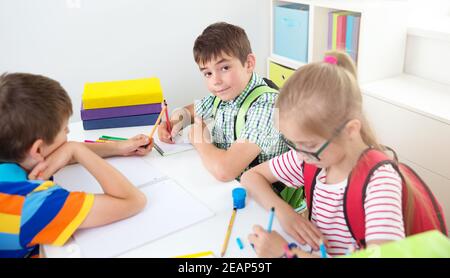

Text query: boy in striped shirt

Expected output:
[0,73,152,257]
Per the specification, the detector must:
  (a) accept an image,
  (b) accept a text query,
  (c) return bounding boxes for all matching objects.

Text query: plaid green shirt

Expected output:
[194,73,288,177]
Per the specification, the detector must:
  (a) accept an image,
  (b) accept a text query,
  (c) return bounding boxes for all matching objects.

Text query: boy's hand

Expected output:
[157,108,189,144]
[248,225,287,258]
[28,141,80,180]
[115,134,153,156]
[278,208,324,251]
[157,121,175,144]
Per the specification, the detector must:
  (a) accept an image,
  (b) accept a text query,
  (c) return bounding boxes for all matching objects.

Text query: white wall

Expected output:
[0,0,270,122]
[404,34,450,86]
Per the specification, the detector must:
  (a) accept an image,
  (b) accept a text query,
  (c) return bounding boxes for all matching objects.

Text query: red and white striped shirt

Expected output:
[269,150,405,256]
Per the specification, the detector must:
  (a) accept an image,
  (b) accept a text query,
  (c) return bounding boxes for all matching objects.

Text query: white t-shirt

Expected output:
[269,150,405,256]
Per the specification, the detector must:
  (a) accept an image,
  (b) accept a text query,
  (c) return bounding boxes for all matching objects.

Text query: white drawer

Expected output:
[363,94,450,180]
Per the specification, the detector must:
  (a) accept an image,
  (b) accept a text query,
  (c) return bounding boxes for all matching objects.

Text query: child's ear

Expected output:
[28,139,46,163]
[245,53,256,72]
[345,119,362,139]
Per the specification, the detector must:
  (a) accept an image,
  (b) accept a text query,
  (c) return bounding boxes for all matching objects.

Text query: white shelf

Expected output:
[408,16,450,43]
[269,0,408,83]
[362,74,450,125]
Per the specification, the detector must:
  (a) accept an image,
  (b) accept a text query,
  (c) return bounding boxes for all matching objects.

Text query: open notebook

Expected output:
[153,126,194,156]
[54,157,214,258]
[73,179,214,257]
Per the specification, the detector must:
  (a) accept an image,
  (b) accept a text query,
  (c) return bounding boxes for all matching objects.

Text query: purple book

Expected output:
[81,103,162,120]
[352,16,361,63]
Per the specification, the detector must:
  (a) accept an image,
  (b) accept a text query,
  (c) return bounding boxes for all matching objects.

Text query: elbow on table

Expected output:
[131,190,148,214]
[212,165,239,183]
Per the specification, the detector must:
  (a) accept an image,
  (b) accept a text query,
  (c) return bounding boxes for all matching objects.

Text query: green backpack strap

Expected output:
[235,85,278,139]
[211,96,222,119]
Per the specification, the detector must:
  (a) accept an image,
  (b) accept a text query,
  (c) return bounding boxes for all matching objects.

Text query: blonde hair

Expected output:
[277,50,381,150]
[277,50,431,235]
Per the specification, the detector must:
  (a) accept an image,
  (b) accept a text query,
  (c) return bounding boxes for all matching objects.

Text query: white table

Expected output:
[42,122,294,258]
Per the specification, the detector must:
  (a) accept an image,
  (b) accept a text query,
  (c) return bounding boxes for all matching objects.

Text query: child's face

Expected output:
[198,52,254,101]
[279,117,346,169]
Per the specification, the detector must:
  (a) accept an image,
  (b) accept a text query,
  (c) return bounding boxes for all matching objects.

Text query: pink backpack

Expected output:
[303,148,448,248]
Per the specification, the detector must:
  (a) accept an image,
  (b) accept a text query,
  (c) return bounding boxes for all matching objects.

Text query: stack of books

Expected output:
[328,11,361,63]
[81,77,163,130]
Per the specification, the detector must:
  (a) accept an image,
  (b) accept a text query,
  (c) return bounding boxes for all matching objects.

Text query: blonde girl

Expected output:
[241,51,406,258]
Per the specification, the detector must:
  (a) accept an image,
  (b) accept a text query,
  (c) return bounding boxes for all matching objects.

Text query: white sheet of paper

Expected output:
[73,179,215,258]
[54,157,167,194]
[153,125,193,156]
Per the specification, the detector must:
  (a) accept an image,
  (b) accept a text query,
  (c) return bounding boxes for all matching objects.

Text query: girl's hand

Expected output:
[116,134,153,156]
[28,141,80,180]
[278,208,324,250]
[248,225,288,258]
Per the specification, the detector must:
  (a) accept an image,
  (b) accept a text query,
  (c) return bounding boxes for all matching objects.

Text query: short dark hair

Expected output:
[0,73,73,162]
[193,22,252,66]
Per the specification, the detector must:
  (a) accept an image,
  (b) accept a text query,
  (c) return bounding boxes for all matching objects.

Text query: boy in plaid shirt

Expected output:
[158,22,288,181]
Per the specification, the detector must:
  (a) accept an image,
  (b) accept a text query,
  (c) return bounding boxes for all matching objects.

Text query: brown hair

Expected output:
[277,50,427,235]
[193,22,252,66]
[0,73,73,162]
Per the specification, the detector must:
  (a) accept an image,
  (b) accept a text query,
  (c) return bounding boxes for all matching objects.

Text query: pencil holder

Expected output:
[232,188,247,209]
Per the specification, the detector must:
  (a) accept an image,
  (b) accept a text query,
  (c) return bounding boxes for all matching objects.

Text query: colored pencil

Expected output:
[99,135,127,141]
[174,251,214,258]
[267,207,275,232]
[164,99,172,136]
[148,105,167,139]
[320,240,327,258]
[221,208,237,257]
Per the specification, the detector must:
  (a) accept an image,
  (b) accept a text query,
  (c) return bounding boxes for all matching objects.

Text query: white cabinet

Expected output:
[363,74,450,231]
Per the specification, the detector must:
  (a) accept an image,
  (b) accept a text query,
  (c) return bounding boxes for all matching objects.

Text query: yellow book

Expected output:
[82,77,163,109]
[332,12,339,50]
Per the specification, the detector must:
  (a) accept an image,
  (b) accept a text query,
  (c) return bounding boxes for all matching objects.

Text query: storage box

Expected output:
[82,113,159,130]
[80,103,162,120]
[82,77,163,109]
[274,4,309,63]
[269,61,295,88]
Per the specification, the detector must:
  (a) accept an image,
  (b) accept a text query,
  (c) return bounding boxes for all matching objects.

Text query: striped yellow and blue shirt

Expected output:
[0,163,94,258]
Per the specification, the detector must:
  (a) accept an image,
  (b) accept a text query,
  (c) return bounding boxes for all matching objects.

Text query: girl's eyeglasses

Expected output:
[281,121,349,162]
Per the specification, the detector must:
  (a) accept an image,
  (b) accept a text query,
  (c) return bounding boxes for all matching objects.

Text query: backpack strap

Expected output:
[211,96,222,119]
[344,148,396,249]
[211,77,279,137]
[302,162,321,220]
[234,85,278,140]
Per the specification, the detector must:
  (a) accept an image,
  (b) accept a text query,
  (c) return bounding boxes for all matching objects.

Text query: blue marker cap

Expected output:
[236,237,244,250]
[232,187,246,209]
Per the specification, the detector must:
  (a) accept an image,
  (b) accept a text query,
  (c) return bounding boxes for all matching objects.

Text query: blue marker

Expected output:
[236,237,244,250]
[319,240,327,258]
[267,207,275,232]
